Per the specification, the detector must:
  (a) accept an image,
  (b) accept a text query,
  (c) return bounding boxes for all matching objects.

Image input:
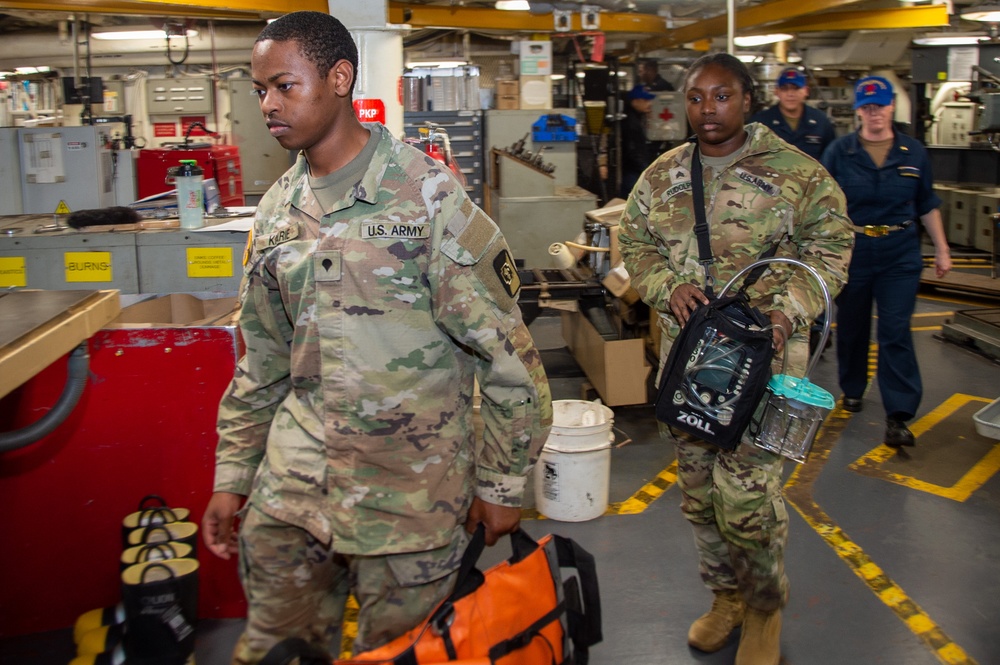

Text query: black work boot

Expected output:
[885,418,915,448]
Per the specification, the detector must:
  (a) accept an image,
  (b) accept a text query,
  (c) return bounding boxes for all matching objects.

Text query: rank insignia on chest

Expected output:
[362,222,431,240]
[494,249,521,298]
[254,224,300,251]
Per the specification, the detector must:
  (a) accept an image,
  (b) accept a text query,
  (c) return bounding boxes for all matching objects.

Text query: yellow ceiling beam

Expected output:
[769,4,950,33]
[387,2,668,34]
[0,0,326,20]
[643,0,868,50]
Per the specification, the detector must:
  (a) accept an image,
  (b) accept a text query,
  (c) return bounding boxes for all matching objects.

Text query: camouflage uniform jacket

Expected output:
[214,123,552,556]
[619,123,853,372]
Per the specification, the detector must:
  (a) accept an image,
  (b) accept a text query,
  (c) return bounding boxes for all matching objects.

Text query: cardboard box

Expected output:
[110,293,238,327]
[561,309,651,406]
[496,79,519,97]
[496,94,520,110]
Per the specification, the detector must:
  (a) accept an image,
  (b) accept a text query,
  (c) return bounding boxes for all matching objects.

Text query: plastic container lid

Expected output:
[177,159,203,176]
[767,374,835,409]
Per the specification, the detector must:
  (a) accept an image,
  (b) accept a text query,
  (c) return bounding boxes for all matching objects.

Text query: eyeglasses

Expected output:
[857,104,889,114]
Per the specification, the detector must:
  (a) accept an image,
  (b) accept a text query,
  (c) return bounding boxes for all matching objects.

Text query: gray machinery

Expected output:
[0,214,246,294]
[485,109,597,268]
[18,126,116,214]
[0,128,23,215]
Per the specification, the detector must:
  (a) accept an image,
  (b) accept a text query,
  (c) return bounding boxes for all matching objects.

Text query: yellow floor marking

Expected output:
[849,394,1000,502]
[919,292,995,307]
[608,460,678,515]
[913,325,943,332]
[785,409,978,664]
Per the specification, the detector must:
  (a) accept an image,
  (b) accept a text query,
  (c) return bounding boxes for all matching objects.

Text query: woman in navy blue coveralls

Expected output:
[822,76,952,448]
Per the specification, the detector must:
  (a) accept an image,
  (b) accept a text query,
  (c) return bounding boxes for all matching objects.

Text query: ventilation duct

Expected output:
[803,30,914,70]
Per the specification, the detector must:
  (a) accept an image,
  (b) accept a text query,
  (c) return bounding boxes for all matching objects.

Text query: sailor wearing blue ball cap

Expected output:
[821,75,952,449]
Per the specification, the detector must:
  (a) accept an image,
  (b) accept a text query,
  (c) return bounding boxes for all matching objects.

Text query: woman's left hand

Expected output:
[766,310,793,355]
[935,247,952,278]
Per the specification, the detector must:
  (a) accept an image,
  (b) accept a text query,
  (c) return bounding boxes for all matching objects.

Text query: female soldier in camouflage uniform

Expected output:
[619,53,853,665]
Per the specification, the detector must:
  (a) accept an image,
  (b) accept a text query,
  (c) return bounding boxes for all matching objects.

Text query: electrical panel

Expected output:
[147,76,213,115]
[227,77,294,196]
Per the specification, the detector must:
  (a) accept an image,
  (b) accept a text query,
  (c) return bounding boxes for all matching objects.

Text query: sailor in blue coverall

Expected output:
[822,75,952,448]
[750,67,836,161]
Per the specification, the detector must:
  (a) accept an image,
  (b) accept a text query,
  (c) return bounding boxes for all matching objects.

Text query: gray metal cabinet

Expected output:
[403,111,484,207]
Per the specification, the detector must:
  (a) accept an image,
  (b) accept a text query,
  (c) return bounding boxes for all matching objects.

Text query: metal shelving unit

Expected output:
[403,110,484,207]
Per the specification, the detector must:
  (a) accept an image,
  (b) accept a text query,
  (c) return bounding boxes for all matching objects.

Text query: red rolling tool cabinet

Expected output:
[137,145,245,208]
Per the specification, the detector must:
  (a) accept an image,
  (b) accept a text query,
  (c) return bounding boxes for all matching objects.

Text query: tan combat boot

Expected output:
[687,589,745,652]
[734,607,782,665]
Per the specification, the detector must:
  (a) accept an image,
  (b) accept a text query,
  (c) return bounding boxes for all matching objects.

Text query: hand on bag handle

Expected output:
[464,497,521,546]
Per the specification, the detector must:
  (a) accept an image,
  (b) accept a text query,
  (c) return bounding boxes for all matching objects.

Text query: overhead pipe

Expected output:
[0,344,90,454]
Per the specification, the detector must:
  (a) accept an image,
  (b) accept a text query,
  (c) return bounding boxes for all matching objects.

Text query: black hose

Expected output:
[0,343,90,453]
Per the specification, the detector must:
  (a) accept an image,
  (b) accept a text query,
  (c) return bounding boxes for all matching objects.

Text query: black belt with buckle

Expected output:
[852,220,915,237]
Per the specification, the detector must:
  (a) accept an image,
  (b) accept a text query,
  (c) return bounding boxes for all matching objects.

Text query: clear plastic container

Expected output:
[168,159,204,229]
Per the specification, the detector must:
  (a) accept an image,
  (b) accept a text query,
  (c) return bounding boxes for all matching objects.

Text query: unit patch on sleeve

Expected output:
[362,221,431,240]
[494,249,521,299]
[242,228,254,267]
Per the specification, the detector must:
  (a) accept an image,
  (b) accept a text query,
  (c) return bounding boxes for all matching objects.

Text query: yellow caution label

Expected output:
[64,251,112,282]
[187,247,233,278]
[0,256,27,287]
[55,200,72,215]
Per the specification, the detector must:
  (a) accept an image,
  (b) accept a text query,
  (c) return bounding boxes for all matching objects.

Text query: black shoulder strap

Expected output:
[691,141,785,298]
[690,145,715,298]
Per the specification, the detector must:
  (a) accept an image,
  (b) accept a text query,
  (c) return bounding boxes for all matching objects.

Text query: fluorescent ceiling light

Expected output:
[734,33,794,47]
[913,32,988,45]
[496,0,530,9]
[92,29,198,40]
[961,4,1000,21]
[736,54,763,63]
[15,66,51,74]
[406,60,468,69]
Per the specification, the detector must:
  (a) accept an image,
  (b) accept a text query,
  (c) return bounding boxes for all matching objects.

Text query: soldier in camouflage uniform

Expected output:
[200,12,552,664]
[619,53,853,665]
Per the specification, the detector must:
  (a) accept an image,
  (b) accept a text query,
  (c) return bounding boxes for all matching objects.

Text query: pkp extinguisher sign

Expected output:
[353,98,385,124]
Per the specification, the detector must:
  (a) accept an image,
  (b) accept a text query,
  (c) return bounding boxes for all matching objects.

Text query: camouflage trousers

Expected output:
[675,436,789,612]
[232,505,466,665]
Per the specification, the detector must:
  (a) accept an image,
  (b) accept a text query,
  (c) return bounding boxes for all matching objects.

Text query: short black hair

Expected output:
[256,11,359,93]
[639,58,659,72]
[684,52,755,107]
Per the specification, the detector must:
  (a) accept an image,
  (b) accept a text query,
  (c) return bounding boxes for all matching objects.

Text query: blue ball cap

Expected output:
[627,84,656,101]
[776,68,806,88]
[853,76,894,109]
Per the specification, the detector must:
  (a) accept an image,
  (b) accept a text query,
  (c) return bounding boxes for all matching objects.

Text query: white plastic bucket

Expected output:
[534,400,614,522]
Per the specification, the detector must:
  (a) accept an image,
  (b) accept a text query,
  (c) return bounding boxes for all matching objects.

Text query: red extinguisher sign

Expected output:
[353,98,386,124]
